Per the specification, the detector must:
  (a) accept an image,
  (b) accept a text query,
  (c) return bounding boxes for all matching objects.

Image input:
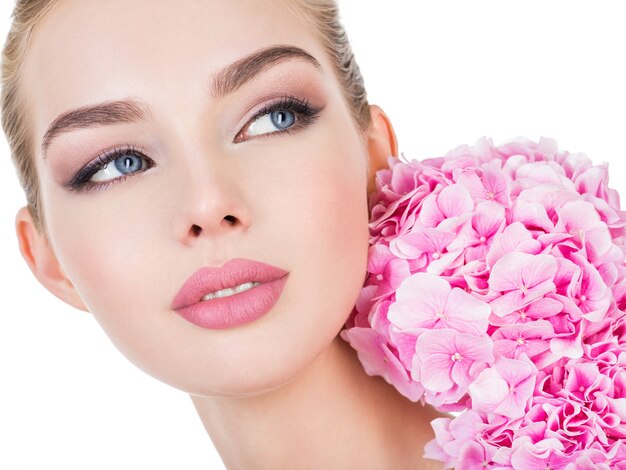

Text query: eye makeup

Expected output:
[63,93,324,193]
[64,144,153,192]
[233,95,322,143]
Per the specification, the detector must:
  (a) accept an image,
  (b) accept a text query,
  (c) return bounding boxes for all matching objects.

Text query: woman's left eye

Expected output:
[236,97,322,142]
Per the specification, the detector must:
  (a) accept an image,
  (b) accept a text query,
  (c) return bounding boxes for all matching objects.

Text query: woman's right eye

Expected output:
[68,145,153,192]
[90,153,148,182]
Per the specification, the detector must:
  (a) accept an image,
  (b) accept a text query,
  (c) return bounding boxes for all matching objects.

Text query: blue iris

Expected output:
[270,110,295,130]
[114,155,143,174]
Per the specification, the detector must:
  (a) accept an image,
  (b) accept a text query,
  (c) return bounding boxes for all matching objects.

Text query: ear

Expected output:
[15,206,89,312]
[365,104,398,195]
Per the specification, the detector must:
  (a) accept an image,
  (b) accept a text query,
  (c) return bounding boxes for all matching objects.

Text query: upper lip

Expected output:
[170,258,289,310]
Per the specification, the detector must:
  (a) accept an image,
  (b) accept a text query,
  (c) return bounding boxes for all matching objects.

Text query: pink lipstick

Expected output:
[171,258,289,329]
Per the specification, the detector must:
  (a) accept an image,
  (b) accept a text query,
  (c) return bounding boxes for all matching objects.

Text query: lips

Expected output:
[170,258,289,310]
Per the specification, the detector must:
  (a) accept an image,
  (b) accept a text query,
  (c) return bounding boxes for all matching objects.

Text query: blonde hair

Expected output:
[1,0,371,236]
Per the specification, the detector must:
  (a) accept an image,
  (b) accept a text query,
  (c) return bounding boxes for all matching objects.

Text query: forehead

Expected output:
[22,0,330,150]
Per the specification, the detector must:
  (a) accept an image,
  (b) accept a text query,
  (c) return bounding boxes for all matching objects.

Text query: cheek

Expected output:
[45,187,167,332]
[282,132,370,329]
[45,199,194,382]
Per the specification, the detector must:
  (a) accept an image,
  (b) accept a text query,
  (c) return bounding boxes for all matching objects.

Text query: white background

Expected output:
[1,1,625,469]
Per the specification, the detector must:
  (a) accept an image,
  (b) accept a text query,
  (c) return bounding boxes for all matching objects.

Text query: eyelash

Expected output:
[67,144,151,192]
[67,95,322,192]
[235,96,321,143]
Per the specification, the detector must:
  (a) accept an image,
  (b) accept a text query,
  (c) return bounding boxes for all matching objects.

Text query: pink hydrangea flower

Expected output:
[413,329,494,397]
[341,136,626,468]
[488,252,558,317]
[469,355,536,419]
[388,273,490,335]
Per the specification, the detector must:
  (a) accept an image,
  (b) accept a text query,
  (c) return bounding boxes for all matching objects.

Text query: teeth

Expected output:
[201,281,261,301]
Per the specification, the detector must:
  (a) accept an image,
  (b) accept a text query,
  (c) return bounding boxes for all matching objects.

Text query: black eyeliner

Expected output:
[234,95,323,143]
[66,144,150,192]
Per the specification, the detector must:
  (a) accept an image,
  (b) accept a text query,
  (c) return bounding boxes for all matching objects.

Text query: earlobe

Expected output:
[365,104,399,195]
[15,206,89,313]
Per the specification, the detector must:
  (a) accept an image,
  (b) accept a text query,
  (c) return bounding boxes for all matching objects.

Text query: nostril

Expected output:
[188,216,238,237]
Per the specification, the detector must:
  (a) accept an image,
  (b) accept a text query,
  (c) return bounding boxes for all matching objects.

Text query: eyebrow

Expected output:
[41,44,322,158]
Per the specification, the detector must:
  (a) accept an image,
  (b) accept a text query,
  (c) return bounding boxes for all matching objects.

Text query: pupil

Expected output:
[271,110,295,130]
[114,155,142,174]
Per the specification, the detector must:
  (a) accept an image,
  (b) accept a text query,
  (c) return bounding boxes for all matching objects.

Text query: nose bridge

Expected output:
[169,139,251,245]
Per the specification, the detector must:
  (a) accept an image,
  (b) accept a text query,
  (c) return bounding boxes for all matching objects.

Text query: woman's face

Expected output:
[21,0,374,396]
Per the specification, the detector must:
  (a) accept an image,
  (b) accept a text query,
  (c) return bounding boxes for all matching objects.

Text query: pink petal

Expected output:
[473,201,505,236]
[420,354,455,392]
[443,287,491,334]
[438,183,475,218]
[550,331,583,359]
[489,252,557,293]
[367,244,393,275]
[388,273,451,330]
[486,222,538,268]
[341,328,424,401]
[457,441,494,469]
[419,192,445,227]
[555,199,602,233]
[512,199,555,232]
[469,367,509,412]
[392,227,455,259]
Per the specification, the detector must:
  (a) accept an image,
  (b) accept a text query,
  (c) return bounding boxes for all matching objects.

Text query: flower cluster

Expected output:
[341,136,626,468]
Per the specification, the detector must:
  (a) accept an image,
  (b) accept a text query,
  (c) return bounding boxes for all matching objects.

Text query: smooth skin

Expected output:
[15,0,444,467]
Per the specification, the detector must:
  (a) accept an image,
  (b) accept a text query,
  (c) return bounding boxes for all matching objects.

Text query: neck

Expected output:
[189,335,444,469]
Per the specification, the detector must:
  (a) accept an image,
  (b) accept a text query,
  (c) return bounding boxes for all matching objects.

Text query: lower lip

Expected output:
[173,275,288,329]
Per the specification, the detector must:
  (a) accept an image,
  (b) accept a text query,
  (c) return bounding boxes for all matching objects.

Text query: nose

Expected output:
[171,154,252,246]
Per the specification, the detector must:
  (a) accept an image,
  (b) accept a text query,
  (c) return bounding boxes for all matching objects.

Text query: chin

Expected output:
[163,343,317,399]
[112,301,342,398]
[183,366,305,399]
